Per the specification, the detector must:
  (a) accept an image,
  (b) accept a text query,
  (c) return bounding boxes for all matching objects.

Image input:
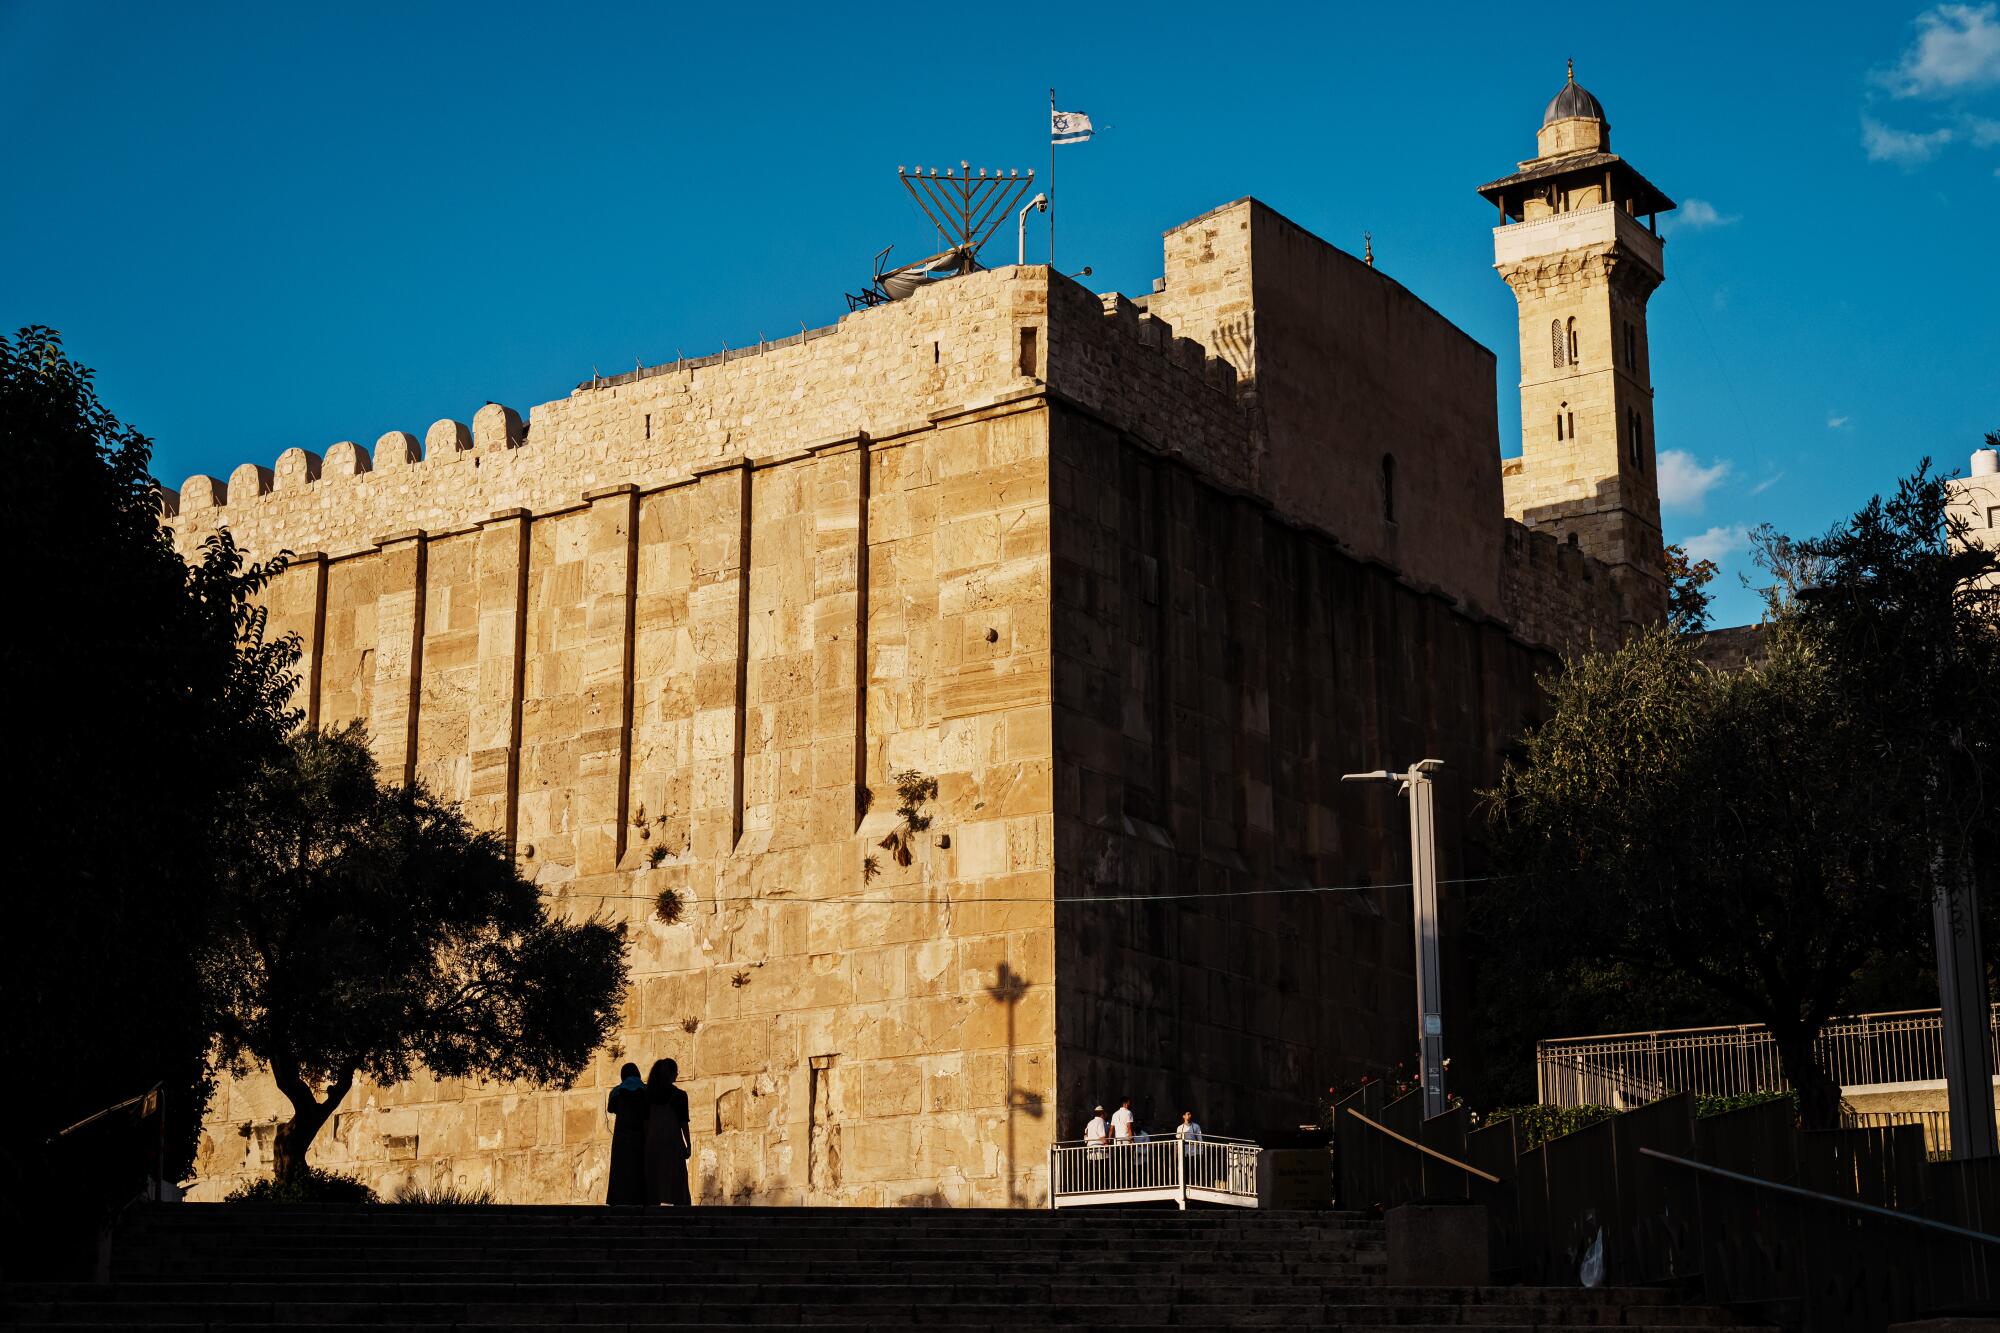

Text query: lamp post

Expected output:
[1343,759,1448,1120]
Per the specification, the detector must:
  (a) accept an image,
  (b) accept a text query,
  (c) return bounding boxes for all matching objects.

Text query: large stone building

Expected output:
[169,72,1673,1205]
[1950,446,2000,589]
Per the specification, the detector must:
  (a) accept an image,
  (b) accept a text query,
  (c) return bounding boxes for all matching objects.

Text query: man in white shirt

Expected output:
[1110,1098,1135,1142]
[1085,1106,1109,1146]
[1082,1105,1109,1187]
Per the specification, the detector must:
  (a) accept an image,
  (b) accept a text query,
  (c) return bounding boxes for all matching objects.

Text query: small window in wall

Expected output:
[1551,320,1564,369]
[1381,453,1397,524]
[1017,327,1038,378]
[1556,412,1565,442]
[933,340,940,365]
[1566,316,1579,366]
[1624,323,1637,370]
[1628,410,1643,464]
[644,413,651,440]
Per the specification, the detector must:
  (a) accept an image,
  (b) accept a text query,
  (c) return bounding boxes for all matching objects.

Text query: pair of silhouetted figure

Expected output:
[606,1058,692,1206]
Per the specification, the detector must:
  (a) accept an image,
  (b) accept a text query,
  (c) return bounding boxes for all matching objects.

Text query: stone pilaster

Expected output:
[371,529,427,785]
[469,508,530,848]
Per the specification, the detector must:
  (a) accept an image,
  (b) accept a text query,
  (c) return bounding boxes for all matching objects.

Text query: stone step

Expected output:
[0,1320,1752,1328]
[0,1291,1748,1321]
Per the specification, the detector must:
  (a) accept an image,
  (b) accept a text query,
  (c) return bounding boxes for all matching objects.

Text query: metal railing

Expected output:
[1049,1135,1261,1210]
[47,1081,167,1205]
[1843,1108,1956,1159]
[1638,1145,1999,1327]
[1537,1005,2000,1108]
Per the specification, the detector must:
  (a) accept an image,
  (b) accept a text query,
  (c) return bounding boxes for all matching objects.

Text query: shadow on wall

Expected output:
[987,961,1046,1206]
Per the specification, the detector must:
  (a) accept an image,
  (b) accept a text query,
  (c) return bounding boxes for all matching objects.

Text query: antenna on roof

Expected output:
[848,163,1036,310]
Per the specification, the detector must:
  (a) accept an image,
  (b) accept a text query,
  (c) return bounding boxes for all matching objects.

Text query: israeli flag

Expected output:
[1051,109,1093,145]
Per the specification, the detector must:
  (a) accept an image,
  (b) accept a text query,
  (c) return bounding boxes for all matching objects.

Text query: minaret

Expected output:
[1477,63,1675,618]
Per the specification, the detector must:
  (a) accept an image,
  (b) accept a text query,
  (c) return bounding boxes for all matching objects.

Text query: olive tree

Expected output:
[206,725,630,1179]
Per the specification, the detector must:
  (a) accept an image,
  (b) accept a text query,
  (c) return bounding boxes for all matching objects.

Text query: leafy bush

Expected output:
[1476,1092,1797,1151]
[224,1166,377,1203]
[1477,1104,1616,1150]
[1695,1090,1796,1120]
[392,1181,494,1206]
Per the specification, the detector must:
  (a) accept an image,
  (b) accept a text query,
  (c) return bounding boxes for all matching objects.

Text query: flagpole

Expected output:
[1048,87,1056,269]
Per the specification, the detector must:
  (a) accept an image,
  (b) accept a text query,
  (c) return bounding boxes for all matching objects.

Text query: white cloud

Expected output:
[1663,198,1739,233]
[1827,413,1852,429]
[1683,524,1752,567]
[1863,116,1957,163]
[1879,3,2000,97]
[1749,472,1786,496]
[1657,449,1733,510]
[1965,113,2000,144]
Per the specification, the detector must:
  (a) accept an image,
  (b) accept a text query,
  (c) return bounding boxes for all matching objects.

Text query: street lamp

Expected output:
[1343,759,1448,1120]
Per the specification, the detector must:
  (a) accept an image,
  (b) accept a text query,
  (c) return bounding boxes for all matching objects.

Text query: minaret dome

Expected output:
[1538,61,1611,156]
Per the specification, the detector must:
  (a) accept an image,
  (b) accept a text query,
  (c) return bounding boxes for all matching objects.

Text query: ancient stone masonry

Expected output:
[170,79,1667,1204]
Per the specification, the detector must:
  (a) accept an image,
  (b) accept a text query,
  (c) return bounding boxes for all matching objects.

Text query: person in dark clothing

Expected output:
[605,1062,648,1205]
[644,1058,693,1206]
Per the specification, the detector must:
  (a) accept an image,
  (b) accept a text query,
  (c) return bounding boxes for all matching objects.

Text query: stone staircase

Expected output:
[5,1203,1763,1329]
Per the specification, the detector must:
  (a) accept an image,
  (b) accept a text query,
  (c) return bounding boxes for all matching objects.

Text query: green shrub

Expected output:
[1695,1090,1797,1120]
[392,1181,494,1206]
[224,1166,377,1203]
[1478,1104,1616,1150]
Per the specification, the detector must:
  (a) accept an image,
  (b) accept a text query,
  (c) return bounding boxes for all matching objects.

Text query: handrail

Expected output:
[1539,1003,1998,1047]
[1052,1133,1258,1147]
[46,1080,168,1206]
[46,1082,162,1144]
[1344,1108,1501,1184]
[1637,1147,2000,1245]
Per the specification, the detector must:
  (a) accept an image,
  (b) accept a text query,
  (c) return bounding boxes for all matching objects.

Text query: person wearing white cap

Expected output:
[1084,1104,1110,1187]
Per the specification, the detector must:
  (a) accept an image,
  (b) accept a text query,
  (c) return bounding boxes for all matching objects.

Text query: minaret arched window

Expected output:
[1381,453,1397,524]
[1628,410,1643,465]
[1566,316,1579,366]
[1551,320,1564,369]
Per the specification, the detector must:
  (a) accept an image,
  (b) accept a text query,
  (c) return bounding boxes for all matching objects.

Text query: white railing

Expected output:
[1048,1135,1261,1210]
[1537,1006,2000,1109]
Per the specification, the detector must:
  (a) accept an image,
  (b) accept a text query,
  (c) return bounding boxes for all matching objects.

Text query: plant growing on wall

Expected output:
[876,769,940,868]
[205,724,630,1182]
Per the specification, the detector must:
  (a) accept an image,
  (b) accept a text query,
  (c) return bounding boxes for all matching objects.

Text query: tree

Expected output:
[1485,626,1924,1129]
[1785,459,2000,1005]
[1,327,297,1262]
[206,725,630,1180]
[1663,542,1717,636]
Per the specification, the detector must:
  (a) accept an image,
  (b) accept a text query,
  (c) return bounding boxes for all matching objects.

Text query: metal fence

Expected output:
[1843,1109,1956,1159]
[1332,1086,2000,1330]
[1049,1136,1261,1209]
[1537,1006,2000,1109]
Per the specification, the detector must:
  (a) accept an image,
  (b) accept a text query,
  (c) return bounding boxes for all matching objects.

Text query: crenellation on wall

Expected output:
[325,441,370,478]
[274,447,321,490]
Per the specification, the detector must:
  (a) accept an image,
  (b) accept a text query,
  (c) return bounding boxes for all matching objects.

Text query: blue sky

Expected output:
[5,2,1996,628]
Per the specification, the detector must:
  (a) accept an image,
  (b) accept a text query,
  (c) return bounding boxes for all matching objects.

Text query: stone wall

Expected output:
[1496,517,1637,655]
[176,270,1094,1207]
[1147,199,1508,620]
[1044,401,1556,1140]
